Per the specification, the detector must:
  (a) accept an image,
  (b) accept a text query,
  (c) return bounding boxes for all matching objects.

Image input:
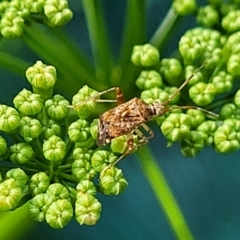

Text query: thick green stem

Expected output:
[136,146,194,240]
[81,0,113,84]
[0,51,29,77]
[150,7,179,50]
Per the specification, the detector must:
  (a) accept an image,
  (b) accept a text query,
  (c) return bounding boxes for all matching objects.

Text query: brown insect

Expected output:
[74,64,218,167]
[88,63,218,167]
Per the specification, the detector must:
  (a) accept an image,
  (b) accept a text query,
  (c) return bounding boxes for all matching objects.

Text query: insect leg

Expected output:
[95,87,124,105]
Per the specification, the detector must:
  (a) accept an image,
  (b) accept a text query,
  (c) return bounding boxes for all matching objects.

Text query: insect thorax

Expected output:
[98,98,155,145]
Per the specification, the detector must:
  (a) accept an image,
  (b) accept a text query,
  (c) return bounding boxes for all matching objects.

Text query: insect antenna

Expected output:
[161,63,206,105]
[166,105,219,118]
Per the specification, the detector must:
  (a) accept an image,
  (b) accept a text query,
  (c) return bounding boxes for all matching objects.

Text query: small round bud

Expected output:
[0,178,22,211]
[44,0,73,26]
[189,82,216,106]
[91,150,117,172]
[13,88,43,116]
[29,172,51,196]
[45,94,69,120]
[43,135,66,161]
[46,199,73,228]
[71,85,99,119]
[75,194,101,225]
[99,167,128,195]
[136,70,163,90]
[131,44,160,67]
[0,105,20,133]
[10,142,35,164]
[19,116,42,141]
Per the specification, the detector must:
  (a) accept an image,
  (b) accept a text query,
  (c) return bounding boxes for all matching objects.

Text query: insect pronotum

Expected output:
[78,63,218,168]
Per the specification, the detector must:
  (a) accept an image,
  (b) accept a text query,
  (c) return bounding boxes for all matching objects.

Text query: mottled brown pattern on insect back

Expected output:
[98,97,152,146]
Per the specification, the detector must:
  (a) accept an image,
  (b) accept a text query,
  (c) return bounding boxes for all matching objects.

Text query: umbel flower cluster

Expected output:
[0,0,73,38]
[1,0,240,230]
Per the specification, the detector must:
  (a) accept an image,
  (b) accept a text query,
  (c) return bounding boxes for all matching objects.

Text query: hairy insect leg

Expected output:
[95,87,124,105]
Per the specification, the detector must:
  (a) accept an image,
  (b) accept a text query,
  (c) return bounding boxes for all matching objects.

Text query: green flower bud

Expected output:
[140,87,168,104]
[161,113,191,142]
[189,82,216,106]
[224,119,240,142]
[5,168,28,189]
[44,0,73,26]
[197,120,217,145]
[0,178,22,211]
[99,167,128,195]
[45,94,69,120]
[72,147,93,161]
[71,85,99,119]
[43,135,66,161]
[160,58,182,86]
[179,35,202,63]
[172,0,197,15]
[180,131,204,157]
[220,103,240,119]
[13,88,43,116]
[8,1,30,18]
[227,54,240,77]
[0,10,24,38]
[234,89,240,107]
[212,71,233,94]
[29,193,54,222]
[203,47,222,70]
[111,135,128,154]
[0,135,7,156]
[214,125,240,153]
[136,70,163,90]
[224,31,240,55]
[184,65,204,87]
[25,61,57,100]
[29,172,50,196]
[222,10,240,32]
[42,119,61,140]
[75,194,101,225]
[196,5,219,28]
[68,119,93,146]
[90,119,99,141]
[10,142,35,164]
[186,109,205,129]
[47,183,70,201]
[131,43,160,67]
[25,0,45,13]
[45,199,73,228]
[91,150,117,172]
[76,180,96,197]
[0,105,20,133]
[19,116,42,141]
[72,159,95,181]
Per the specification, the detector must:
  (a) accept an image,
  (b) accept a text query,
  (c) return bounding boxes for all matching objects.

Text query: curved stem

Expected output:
[136,146,194,240]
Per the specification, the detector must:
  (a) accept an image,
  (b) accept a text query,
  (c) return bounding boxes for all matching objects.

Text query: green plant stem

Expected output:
[150,7,179,50]
[81,0,113,84]
[0,50,29,77]
[118,0,146,98]
[136,146,194,240]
